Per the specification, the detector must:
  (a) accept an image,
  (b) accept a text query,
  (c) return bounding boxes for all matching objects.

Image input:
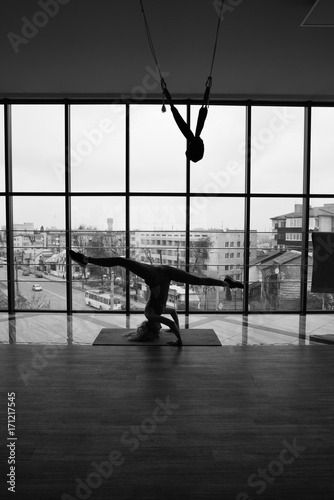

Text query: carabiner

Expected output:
[206,76,212,88]
[161,78,167,90]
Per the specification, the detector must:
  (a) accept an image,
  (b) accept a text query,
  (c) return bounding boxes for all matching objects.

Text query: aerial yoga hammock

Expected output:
[139,0,225,163]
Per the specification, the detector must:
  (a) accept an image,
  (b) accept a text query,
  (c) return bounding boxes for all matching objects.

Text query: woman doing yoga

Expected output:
[69,250,244,346]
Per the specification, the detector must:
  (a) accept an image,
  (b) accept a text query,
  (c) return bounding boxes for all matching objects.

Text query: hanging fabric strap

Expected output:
[195,77,212,138]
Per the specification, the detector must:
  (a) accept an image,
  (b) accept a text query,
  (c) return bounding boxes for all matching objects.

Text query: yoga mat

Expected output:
[93,329,221,346]
[309,334,334,345]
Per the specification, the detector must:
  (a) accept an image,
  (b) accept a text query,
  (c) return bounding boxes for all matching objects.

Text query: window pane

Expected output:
[131,196,185,231]
[70,105,125,192]
[0,105,4,192]
[307,198,334,311]
[190,105,246,193]
[13,196,65,230]
[129,229,185,267]
[251,107,304,193]
[0,313,8,342]
[310,107,334,194]
[0,197,6,310]
[12,105,65,192]
[250,197,303,234]
[130,105,186,192]
[71,196,125,232]
[71,196,125,311]
[129,229,186,311]
[130,197,186,311]
[189,230,245,312]
[190,196,244,232]
[190,197,245,311]
[250,198,303,311]
[13,196,65,310]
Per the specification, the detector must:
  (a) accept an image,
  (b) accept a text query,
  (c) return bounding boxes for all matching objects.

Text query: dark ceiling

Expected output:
[1,0,334,101]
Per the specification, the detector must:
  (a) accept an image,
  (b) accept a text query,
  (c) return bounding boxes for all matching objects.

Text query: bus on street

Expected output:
[85,290,122,310]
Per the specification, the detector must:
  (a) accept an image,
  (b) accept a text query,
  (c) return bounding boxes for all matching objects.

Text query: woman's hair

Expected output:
[132,320,161,342]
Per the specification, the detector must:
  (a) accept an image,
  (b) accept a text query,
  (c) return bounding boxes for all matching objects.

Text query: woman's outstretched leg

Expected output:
[69,250,158,284]
[161,265,244,289]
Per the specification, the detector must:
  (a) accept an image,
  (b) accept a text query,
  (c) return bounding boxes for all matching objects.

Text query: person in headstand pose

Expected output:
[69,250,244,346]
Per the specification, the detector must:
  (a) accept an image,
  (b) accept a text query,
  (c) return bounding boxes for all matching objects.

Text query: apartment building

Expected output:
[271,203,334,250]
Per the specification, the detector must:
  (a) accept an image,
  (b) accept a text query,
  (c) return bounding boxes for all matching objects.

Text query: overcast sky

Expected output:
[1,104,334,232]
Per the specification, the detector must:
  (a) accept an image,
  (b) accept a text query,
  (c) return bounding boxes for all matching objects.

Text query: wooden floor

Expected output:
[1,343,334,499]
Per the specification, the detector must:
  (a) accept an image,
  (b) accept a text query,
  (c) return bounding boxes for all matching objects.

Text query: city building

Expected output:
[249,249,314,311]
[271,203,334,250]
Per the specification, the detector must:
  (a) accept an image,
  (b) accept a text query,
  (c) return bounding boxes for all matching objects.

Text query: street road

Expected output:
[0,268,128,310]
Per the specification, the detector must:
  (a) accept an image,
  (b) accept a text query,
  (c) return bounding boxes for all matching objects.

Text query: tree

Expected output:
[190,236,213,275]
[0,291,7,309]
[82,229,124,282]
[15,293,51,309]
[142,247,155,264]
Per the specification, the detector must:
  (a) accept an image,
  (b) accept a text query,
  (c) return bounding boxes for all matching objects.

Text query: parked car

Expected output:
[32,284,42,291]
[22,270,30,276]
[35,272,43,278]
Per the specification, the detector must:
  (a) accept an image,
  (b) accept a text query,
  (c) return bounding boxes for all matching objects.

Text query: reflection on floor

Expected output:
[1,313,334,345]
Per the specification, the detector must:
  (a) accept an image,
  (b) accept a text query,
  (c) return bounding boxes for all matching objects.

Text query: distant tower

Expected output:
[107,218,113,232]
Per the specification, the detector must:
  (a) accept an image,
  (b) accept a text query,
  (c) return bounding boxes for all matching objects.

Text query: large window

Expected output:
[190,197,244,312]
[71,196,125,311]
[251,107,304,194]
[70,105,126,192]
[0,197,6,311]
[190,105,246,193]
[1,101,334,316]
[250,198,304,311]
[13,196,66,310]
[12,105,65,192]
[130,105,186,192]
[0,105,4,192]
[310,108,334,194]
[0,106,6,310]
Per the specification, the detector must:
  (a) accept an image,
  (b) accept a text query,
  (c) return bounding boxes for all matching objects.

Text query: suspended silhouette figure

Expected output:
[162,78,211,163]
[69,250,244,346]
[139,0,225,163]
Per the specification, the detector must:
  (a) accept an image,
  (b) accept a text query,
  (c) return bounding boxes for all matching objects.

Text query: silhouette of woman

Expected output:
[69,250,243,346]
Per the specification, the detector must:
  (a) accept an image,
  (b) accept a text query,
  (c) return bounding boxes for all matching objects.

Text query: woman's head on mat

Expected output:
[136,320,161,340]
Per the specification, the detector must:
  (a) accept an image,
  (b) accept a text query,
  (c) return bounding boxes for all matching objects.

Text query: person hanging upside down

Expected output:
[69,250,244,346]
